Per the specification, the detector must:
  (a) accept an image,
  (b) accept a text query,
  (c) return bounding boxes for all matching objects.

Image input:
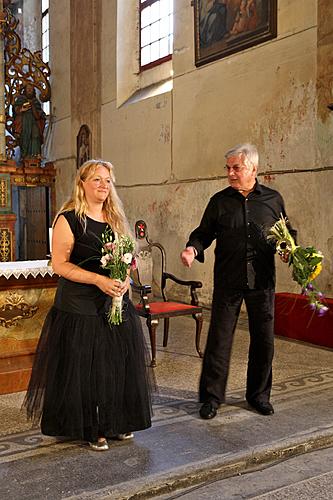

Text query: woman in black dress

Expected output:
[24,160,153,451]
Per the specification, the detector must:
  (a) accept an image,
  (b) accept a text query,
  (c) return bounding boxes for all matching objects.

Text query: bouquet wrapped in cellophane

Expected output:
[100,227,137,325]
[268,215,328,315]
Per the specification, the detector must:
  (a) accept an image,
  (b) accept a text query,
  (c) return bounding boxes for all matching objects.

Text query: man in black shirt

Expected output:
[181,144,289,419]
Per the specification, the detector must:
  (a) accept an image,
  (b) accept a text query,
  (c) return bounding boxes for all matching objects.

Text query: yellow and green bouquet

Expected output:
[268,215,328,315]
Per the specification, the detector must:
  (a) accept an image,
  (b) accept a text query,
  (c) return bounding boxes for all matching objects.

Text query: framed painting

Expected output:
[194,0,277,67]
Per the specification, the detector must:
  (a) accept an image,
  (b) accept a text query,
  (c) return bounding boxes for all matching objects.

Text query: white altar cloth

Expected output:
[0,260,54,279]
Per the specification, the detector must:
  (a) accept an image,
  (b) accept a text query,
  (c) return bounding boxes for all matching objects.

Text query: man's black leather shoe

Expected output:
[199,402,217,420]
[248,400,274,415]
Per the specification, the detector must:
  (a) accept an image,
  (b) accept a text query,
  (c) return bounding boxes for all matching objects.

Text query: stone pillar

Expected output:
[70,0,102,160]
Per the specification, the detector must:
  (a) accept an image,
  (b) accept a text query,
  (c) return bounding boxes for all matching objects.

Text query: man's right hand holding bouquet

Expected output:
[269,215,328,315]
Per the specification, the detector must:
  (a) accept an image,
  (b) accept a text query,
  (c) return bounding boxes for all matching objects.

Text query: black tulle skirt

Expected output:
[24,278,153,442]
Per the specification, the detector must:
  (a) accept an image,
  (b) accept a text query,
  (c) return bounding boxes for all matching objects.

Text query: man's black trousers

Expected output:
[199,288,275,406]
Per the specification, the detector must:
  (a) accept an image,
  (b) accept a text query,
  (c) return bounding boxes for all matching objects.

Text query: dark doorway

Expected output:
[13,185,51,260]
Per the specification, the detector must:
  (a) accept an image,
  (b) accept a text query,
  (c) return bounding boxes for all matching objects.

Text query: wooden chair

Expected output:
[132,220,204,367]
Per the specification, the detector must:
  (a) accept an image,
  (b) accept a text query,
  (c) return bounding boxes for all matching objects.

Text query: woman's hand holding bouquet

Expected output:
[100,227,137,325]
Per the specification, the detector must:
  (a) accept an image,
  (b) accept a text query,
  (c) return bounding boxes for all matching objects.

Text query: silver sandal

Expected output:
[88,438,109,451]
[116,433,134,440]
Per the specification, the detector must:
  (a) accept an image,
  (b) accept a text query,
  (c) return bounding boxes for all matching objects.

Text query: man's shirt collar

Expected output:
[226,179,262,197]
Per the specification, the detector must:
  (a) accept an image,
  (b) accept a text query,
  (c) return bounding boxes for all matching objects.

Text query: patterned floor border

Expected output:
[1,368,332,464]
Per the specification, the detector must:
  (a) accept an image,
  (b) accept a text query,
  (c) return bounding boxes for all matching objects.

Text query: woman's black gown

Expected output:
[24,211,153,442]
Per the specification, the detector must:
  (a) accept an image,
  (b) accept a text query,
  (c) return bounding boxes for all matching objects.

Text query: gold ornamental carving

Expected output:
[12,176,25,184]
[12,174,52,187]
[0,178,8,207]
[0,292,38,328]
[0,227,12,261]
[3,8,51,158]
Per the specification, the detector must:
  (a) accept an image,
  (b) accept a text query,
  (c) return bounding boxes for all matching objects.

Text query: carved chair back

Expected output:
[132,220,203,367]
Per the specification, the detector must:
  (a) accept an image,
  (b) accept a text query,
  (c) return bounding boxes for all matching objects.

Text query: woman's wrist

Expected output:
[94,273,103,288]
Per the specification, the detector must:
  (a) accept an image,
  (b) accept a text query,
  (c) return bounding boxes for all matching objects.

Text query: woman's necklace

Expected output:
[86,210,106,223]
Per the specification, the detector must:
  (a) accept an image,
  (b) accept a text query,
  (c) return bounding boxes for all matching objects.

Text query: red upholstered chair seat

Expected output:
[136,301,202,316]
[132,220,204,367]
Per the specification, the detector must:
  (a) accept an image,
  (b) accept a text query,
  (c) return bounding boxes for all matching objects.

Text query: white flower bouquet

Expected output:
[100,227,137,325]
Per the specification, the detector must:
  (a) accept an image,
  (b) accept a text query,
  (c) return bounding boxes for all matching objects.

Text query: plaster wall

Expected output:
[101,94,171,185]
[316,0,333,166]
[49,0,333,304]
[173,27,317,180]
[118,168,333,304]
[101,0,116,105]
[115,0,331,303]
[49,0,73,207]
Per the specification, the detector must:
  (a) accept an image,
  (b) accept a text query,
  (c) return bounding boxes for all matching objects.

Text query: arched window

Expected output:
[140,0,173,70]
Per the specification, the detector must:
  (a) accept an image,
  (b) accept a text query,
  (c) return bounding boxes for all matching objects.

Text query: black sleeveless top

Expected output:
[60,210,111,275]
[53,210,113,315]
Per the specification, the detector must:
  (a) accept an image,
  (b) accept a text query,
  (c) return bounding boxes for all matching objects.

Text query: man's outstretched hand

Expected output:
[180,247,196,268]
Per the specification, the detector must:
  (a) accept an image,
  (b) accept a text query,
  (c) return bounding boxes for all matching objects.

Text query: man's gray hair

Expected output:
[225,143,259,169]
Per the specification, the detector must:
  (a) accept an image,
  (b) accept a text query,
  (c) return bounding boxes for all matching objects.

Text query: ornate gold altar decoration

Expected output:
[0,176,8,208]
[0,227,11,261]
[1,8,51,158]
[0,291,38,328]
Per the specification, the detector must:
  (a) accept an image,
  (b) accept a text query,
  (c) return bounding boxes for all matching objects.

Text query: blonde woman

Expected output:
[24,160,152,450]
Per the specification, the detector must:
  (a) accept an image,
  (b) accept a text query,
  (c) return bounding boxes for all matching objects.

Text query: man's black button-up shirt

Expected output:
[186,181,288,290]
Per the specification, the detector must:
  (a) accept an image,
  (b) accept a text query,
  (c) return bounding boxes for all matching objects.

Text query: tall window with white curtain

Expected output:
[140,0,173,70]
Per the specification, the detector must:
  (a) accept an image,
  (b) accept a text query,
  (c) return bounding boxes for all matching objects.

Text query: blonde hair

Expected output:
[55,159,131,236]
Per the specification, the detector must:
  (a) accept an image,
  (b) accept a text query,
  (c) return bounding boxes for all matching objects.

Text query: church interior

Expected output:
[0,0,332,390]
[0,2,332,498]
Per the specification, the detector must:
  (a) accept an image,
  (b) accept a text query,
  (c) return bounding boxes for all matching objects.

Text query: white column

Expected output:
[23,0,42,52]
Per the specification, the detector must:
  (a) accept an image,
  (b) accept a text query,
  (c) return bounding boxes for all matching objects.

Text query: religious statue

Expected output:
[13,82,46,159]
[77,124,91,168]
